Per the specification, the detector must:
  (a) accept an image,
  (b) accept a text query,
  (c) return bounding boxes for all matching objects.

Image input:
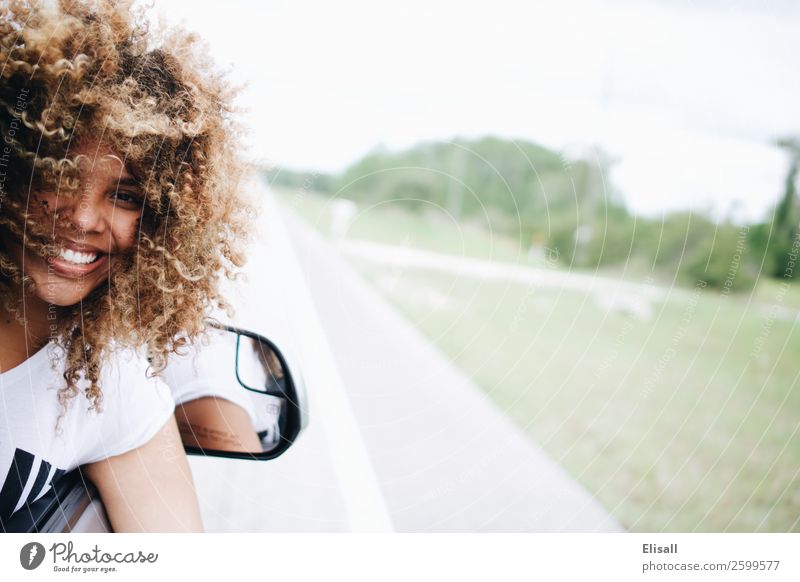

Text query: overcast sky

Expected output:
[152,0,800,221]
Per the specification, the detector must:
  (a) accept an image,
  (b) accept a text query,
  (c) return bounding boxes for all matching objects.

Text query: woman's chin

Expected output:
[31,278,103,308]
[23,252,113,307]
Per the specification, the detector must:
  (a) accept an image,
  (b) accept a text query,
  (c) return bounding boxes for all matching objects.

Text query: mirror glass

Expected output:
[166,325,303,459]
[236,335,286,395]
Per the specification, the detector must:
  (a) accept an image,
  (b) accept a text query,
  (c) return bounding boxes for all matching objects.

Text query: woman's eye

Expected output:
[111,190,144,209]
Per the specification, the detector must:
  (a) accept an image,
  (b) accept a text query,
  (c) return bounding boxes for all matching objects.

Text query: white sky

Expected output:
[151,0,800,222]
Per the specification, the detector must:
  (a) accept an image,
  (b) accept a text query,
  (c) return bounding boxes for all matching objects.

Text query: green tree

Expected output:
[749,137,800,279]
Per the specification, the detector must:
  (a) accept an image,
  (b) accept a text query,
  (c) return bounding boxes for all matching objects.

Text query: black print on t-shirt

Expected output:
[0,448,66,527]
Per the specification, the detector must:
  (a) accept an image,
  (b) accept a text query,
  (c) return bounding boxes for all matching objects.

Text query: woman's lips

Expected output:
[48,252,109,279]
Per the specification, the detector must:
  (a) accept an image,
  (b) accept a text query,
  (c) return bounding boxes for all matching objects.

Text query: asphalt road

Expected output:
[188,187,621,532]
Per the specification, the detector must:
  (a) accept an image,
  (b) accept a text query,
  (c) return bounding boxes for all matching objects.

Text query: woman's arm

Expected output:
[82,415,204,532]
[175,396,262,453]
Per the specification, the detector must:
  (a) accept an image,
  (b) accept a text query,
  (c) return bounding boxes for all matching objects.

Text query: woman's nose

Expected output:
[68,190,108,234]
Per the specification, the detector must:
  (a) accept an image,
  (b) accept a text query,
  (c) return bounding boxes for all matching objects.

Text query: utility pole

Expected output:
[446,142,467,221]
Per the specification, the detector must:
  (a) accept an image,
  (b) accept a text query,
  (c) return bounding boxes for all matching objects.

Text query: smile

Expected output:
[49,243,109,279]
[58,248,100,265]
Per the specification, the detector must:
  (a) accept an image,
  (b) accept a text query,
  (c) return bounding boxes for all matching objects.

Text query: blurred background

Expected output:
[155,0,799,532]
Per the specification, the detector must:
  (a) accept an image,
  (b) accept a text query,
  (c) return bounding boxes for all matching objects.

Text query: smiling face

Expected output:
[3,140,145,308]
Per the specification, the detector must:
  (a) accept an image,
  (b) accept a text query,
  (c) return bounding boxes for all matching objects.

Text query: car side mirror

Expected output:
[172,322,308,461]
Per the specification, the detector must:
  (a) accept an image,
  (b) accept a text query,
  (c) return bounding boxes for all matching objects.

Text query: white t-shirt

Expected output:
[163,327,258,425]
[0,342,175,524]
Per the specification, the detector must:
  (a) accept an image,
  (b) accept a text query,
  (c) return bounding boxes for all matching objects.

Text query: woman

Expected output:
[0,0,252,531]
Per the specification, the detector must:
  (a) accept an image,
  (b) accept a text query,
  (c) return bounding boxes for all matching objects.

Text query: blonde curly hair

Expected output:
[0,0,253,415]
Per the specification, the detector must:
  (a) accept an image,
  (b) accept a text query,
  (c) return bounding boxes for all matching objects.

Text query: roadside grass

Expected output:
[273,186,533,265]
[351,262,800,532]
[278,186,800,532]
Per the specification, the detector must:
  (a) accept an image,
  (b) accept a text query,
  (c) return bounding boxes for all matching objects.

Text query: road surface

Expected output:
[188,187,622,532]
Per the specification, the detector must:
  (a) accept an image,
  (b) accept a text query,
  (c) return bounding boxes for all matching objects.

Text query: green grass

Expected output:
[280,187,800,532]
[351,263,800,532]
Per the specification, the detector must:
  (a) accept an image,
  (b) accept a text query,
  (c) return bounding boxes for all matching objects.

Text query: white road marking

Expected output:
[261,186,394,532]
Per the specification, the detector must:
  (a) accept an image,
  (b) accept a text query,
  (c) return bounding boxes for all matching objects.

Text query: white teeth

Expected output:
[59,248,98,265]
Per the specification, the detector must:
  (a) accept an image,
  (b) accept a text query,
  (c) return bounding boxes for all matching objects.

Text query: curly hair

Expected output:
[0,0,253,416]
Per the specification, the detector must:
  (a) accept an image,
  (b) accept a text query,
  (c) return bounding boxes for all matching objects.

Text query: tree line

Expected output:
[266,136,800,292]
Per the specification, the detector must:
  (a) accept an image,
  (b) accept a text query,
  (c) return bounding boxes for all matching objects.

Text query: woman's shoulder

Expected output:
[96,342,175,412]
[74,342,177,465]
[5,338,175,452]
